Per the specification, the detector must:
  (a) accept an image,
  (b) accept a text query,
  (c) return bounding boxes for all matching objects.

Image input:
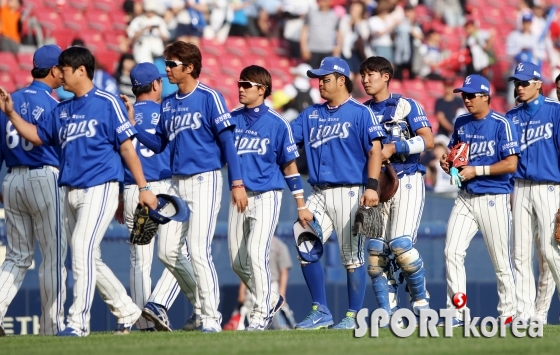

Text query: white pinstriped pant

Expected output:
[65,182,140,334]
[0,166,66,335]
[228,190,282,323]
[306,184,364,268]
[513,179,560,321]
[445,191,516,321]
[173,170,222,322]
[124,180,200,329]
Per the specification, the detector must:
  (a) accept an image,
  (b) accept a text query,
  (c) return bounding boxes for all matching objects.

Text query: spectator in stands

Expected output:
[549,12,560,82]
[418,29,443,80]
[425,134,459,197]
[339,1,369,80]
[127,0,170,64]
[281,0,314,59]
[0,0,22,54]
[554,73,560,101]
[531,4,547,38]
[300,0,342,68]
[393,3,423,80]
[367,0,402,63]
[115,53,136,103]
[434,78,464,137]
[253,0,282,37]
[464,19,494,76]
[175,0,208,45]
[228,0,251,37]
[434,0,464,27]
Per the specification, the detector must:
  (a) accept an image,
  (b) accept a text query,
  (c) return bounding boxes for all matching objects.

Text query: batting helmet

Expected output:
[293,218,323,263]
[148,194,190,224]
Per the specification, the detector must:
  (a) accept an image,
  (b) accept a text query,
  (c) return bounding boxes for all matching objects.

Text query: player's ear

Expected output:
[183,63,194,75]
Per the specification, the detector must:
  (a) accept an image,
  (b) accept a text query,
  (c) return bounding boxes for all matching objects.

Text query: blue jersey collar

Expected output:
[29,80,53,93]
[176,81,199,100]
[74,87,97,101]
[243,102,268,126]
[523,94,544,116]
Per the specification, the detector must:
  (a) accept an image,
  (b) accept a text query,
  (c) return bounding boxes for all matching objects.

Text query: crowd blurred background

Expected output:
[0,0,559,192]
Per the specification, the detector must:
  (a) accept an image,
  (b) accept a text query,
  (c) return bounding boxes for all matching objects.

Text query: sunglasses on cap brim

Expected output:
[461,92,487,100]
[513,79,540,88]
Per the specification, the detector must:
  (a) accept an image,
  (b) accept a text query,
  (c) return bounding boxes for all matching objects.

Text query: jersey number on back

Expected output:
[132,138,154,158]
[6,122,33,151]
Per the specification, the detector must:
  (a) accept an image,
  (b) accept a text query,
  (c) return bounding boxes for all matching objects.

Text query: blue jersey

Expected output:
[449,110,519,194]
[506,96,560,182]
[230,103,299,192]
[136,82,232,176]
[36,87,137,188]
[290,97,386,185]
[364,95,431,176]
[123,100,171,185]
[0,81,60,168]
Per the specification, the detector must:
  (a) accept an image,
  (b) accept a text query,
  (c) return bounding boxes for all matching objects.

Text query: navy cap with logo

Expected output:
[507,62,541,82]
[130,62,166,88]
[453,74,491,94]
[307,57,351,78]
[33,45,62,69]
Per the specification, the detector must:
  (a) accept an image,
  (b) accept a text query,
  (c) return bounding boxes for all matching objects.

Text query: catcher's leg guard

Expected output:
[367,238,391,314]
[388,236,428,314]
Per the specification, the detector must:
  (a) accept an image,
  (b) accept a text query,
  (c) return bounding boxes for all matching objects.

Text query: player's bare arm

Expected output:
[119,139,158,210]
[0,87,43,145]
[459,154,518,182]
[120,94,136,125]
[231,179,248,213]
[361,140,382,207]
[283,160,313,227]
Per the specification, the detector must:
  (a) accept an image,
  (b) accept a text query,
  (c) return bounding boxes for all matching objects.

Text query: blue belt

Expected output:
[8,166,48,173]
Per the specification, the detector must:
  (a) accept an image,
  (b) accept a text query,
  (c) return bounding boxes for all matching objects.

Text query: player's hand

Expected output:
[458,166,476,182]
[120,94,136,125]
[360,189,379,207]
[231,186,248,213]
[115,194,124,224]
[381,143,395,162]
[440,153,450,174]
[298,208,313,227]
[0,86,14,116]
[138,190,158,210]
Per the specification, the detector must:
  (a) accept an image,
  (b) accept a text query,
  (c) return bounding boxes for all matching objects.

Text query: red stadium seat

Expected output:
[50,28,77,49]
[94,0,118,11]
[37,10,62,32]
[103,31,128,52]
[86,10,112,32]
[61,9,86,31]
[110,11,130,31]
[80,30,107,52]
[200,38,223,57]
[0,72,16,93]
[13,69,33,89]
[225,37,246,57]
[95,50,120,73]
[17,52,34,70]
[0,52,19,72]
[69,0,89,10]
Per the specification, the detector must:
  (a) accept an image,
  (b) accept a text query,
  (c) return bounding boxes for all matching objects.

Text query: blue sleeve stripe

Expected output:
[45,91,59,104]
[198,84,226,114]
[491,112,513,142]
[95,90,133,137]
[269,108,295,144]
[351,98,380,126]
[409,98,425,115]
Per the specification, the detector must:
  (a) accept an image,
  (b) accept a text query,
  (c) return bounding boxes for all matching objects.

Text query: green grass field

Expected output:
[1,326,558,355]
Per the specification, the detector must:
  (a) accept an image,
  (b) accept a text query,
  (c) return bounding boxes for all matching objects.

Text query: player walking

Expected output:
[439,75,518,326]
[117,62,201,331]
[505,62,560,322]
[227,65,311,330]
[0,45,66,336]
[0,46,158,337]
[127,41,248,333]
[290,57,385,330]
[360,56,433,319]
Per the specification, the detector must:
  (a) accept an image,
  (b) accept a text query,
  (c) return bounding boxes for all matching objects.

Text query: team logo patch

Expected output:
[488,200,495,207]
[309,110,319,119]
[405,183,412,190]
[348,191,355,197]
[548,186,554,192]
[197,176,204,182]
[255,194,262,200]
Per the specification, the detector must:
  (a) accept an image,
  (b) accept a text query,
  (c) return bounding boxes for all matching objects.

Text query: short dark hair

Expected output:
[240,65,272,98]
[132,78,161,97]
[556,73,560,84]
[58,46,95,80]
[333,72,353,94]
[359,56,393,84]
[164,41,202,79]
[31,67,51,79]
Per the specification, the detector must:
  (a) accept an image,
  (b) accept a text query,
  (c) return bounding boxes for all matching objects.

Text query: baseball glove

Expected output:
[555,208,560,242]
[129,204,159,245]
[379,163,399,203]
[352,205,384,239]
[447,142,470,168]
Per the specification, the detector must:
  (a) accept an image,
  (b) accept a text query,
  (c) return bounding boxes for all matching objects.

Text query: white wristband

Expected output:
[297,206,307,210]
[475,166,490,176]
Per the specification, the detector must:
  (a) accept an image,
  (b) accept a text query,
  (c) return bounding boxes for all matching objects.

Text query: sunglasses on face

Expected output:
[461,92,486,100]
[513,79,539,88]
[165,60,184,68]
[237,80,266,89]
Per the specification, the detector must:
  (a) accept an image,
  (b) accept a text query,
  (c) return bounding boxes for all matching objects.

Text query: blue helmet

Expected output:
[148,194,190,224]
[293,218,323,263]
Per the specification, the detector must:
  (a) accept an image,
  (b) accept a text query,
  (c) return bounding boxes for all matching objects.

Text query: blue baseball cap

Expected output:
[130,62,166,88]
[507,62,541,82]
[293,218,324,263]
[148,194,190,224]
[521,12,533,22]
[33,45,62,69]
[453,75,491,94]
[307,57,351,78]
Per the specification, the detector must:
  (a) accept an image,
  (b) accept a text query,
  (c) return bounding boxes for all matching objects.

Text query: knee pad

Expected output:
[389,236,422,274]
[367,239,390,279]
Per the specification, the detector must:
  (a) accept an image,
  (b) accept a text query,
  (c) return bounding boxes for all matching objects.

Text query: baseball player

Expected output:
[227,65,311,330]
[0,46,158,337]
[0,45,66,336]
[438,75,518,326]
[506,62,560,323]
[360,56,433,320]
[125,41,248,333]
[115,62,201,331]
[290,57,385,330]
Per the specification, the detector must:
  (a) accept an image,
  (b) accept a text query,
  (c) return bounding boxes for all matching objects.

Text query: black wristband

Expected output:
[366,178,379,191]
